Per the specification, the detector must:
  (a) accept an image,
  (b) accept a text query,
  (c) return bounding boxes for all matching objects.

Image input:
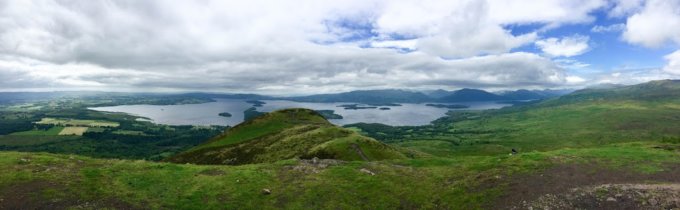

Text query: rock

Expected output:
[312,157,319,164]
[606,197,616,202]
[360,168,376,176]
[615,193,623,197]
[262,188,271,195]
[648,198,658,206]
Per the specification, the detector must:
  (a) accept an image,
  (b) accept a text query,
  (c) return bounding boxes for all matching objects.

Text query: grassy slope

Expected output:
[389,98,680,157]
[0,141,677,209]
[2,80,680,208]
[9,126,64,136]
[169,108,405,165]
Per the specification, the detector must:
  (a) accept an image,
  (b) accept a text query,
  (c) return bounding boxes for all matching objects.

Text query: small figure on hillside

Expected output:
[511,148,518,155]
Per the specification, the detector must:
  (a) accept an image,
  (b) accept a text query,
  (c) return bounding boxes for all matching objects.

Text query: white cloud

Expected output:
[370,39,417,51]
[623,0,680,48]
[608,0,645,17]
[593,68,678,85]
[591,23,626,33]
[664,50,680,75]
[0,0,612,93]
[536,35,591,57]
[566,76,586,83]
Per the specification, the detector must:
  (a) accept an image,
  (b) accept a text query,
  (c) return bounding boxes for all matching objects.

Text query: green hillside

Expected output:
[1,140,678,209]
[2,80,680,209]
[168,108,405,165]
[350,80,680,158]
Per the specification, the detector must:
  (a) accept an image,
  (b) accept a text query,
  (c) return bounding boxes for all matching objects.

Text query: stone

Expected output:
[360,168,376,176]
[262,188,272,195]
[606,197,616,202]
[648,198,658,206]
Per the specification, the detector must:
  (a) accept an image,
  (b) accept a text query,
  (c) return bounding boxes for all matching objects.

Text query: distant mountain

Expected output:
[498,89,573,100]
[286,89,431,103]
[422,89,454,99]
[498,89,545,100]
[180,93,273,100]
[549,80,680,104]
[167,108,405,165]
[585,83,625,90]
[437,88,506,102]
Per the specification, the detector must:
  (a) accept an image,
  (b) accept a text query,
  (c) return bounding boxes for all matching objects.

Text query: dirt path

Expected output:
[0,180,137,210]
[490,163,680,209]
[526,183,680,209]
[350,143,370,161]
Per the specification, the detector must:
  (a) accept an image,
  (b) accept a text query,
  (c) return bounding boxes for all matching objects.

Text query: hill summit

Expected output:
[168,108,405,165]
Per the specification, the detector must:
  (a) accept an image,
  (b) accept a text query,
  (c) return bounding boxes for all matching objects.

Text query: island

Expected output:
[218,112,232,117]
[315,110,343,119]
[379,107,391,110]
[243,107,265,121]
[245,100,266,107]
[425,103,470,109]
[365,103,402,107]
[336,104,378,110]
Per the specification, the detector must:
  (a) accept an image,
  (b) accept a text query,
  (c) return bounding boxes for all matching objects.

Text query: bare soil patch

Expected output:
[0,180,138,210]
[491,163,680,209]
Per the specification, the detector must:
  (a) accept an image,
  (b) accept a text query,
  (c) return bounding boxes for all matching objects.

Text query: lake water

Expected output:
[89,99,511,126]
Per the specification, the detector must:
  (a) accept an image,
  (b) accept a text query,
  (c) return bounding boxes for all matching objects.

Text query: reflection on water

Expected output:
[89,99,510,126]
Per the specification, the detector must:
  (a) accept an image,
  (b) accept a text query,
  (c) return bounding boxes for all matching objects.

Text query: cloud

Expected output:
[536,35,591,57]
[608,0,645,17]
[592,68,679,85]
[0,0,614,93]
[591,23,626,33]
[623,0,680,48]
[664,50,680,75]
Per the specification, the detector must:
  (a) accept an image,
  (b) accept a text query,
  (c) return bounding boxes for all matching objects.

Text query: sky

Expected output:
[1,0,680,95]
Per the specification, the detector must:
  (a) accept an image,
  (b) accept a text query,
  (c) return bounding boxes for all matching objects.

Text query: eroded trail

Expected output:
[491,164,680,209]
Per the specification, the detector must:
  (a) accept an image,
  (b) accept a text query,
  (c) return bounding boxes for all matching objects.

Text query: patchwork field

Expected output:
[9,127,64,136]
[36,118,119,128]
[58,127,89,136]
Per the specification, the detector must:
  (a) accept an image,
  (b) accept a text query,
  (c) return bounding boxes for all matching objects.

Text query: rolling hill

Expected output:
[1,80,680,209]
[167,108,405,165]
[437,88,506,102]
[553,79,680,103]
[286,89,431,103]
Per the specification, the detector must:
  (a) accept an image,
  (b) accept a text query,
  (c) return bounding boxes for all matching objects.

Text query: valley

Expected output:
[0,80,679,209]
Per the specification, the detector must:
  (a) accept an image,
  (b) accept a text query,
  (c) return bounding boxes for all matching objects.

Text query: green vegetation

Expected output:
[10,127,64,136]
[314,109,343,119]
[243,107,265,121]
[245,100,266,107]
[1,80,680,208]
[337,104,377,110]
[425,103,470,109]
[0,140,677,209]
[0,97,224,160]
[169,109,404,165]
[36,117,119,127]
[350,81,680,158]
[58,127,88,136]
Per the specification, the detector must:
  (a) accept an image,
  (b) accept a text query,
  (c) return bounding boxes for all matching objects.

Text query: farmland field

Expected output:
[9,126,64,136]
[36,118,120,127]
[58,127,89,136]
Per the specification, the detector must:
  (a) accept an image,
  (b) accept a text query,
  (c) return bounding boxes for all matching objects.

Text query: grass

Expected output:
[0,135,80,147]
[9,127,64,136]
[112,130,146,135]
[36,118,119,128]
[372,100,680,157]
[58,127,88,136]
[0,141,677,209]
[188,109,328,152]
